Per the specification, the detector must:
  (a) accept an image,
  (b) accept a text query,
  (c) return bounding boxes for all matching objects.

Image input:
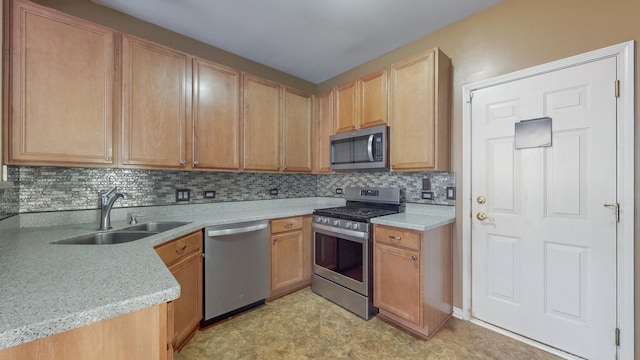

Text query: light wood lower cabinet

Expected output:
[373,224,452,339]
[269,215,312,299]
[155,231,202,352]
[0,303,169,360]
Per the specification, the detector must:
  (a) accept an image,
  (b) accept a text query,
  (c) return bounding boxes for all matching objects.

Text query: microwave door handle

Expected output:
[367,135,374,162]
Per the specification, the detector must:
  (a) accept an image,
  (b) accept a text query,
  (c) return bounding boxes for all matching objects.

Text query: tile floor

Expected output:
[175,287,560,359]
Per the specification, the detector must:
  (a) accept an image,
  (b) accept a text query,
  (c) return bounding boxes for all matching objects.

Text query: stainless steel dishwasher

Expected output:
[201,220,270,326]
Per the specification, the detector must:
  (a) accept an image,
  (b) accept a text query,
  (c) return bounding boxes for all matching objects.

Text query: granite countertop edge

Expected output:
[370,204,456,231]
[0,198,345,350]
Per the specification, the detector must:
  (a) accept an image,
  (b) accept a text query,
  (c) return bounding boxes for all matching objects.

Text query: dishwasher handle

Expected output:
[207,223,268,237]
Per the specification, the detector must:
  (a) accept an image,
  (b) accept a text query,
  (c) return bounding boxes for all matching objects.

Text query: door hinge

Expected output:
[615,80,620,97]
[468,91,474,103]
[615,327,620,346]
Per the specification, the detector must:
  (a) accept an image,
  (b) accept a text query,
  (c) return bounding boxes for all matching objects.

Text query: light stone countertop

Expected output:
[371,203,456,231]
[0,197,345,351]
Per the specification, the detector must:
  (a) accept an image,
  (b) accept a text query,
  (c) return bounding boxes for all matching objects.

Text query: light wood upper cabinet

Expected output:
[358,67,388,129]
[334,68,389,134]
[7,0,115,166]
[192,58,241,170]
[390,48,451,171]
[334,80,357,133]
[282,87,312,172]
[313,90,334,173]
[242,73,281,171]
[121,35,191,169]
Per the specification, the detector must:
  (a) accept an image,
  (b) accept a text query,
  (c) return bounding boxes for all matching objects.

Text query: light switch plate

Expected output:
[446,187,456,200]
[176,189,190,202]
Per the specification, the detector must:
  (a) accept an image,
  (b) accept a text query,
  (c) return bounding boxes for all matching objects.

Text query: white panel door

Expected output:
[471,57,618,359]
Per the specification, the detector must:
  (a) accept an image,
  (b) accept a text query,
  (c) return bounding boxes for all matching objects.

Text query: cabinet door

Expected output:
[334,80,357,133]
[313,90,334,173]
[121,35,190,169]
[374,243,422,327]
[242,74,281,171]
[192,58,241,170]
[168,249,202,350]
[271,230,305,292]
[358,68,388,129]
[390,49,452,172]
[282,87,312,172]
[9,0,115,166]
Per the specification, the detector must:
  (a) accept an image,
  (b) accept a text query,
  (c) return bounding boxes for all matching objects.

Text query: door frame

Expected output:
[461,41,635,358]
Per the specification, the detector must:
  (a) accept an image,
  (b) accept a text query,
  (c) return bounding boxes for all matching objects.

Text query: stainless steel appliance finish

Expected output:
[312,187,400,320]
[330,125,389,171]
[202,220,270,325]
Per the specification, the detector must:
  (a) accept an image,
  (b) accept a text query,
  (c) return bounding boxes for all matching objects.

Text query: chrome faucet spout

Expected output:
[99,187,130,230]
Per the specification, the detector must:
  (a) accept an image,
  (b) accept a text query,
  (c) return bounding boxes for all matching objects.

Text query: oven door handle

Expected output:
[313,223,368,241]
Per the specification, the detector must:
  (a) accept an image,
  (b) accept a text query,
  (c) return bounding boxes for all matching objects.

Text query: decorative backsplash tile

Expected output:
[316,171,455,206]
[1,166,455,214]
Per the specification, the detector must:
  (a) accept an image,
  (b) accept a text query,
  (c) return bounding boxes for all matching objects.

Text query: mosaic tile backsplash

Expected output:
[0,166,455,214]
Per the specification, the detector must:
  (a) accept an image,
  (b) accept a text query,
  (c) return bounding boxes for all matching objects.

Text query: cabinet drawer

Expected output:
[155,231,202,265]
[271,217,303,233]
[374,225,421,251]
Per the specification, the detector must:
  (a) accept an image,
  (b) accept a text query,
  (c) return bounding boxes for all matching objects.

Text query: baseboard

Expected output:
[470,318,582,360]
[452,307,463,319]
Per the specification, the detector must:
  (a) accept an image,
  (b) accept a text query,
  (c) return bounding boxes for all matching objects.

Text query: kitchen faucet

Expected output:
[99,187,130,230]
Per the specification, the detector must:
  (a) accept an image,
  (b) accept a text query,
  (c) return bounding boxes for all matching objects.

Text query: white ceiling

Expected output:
[93,0,500,83]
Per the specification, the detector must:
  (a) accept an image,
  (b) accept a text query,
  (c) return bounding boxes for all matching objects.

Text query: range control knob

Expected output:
[344,221,352,228]
[321,217,329,224]
[333,219,340,226]
[352,223,359,230]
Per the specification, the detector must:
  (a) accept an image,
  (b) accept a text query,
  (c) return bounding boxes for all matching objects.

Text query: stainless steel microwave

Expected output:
[330,125,388,171]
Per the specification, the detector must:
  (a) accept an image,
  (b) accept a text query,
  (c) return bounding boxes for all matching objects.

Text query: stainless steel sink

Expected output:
[51,231,155,245]
[51,221,192,245]
[123,221,191,232]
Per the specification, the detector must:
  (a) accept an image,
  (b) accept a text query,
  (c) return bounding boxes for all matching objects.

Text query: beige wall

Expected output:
[31,0,316,94]
[318,0,639,355]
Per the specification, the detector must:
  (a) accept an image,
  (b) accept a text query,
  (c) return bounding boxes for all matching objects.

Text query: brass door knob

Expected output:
[477,196,486,204]
[476,212,494,221]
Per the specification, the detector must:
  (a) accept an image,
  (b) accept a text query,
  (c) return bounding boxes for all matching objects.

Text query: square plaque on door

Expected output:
[515,117,552,149]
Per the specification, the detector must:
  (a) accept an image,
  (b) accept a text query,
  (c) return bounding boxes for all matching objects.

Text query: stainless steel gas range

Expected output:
[311,187,400,320]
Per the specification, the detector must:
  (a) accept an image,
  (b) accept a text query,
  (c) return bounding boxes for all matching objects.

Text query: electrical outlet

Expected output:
[270,188,278,196]
[204,190,216,199]
[335,188,343,195]
[421,191,434,200]
[446,187,456,200]
[176,189,190,202]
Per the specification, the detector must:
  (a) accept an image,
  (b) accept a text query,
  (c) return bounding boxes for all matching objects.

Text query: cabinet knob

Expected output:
[411,255,417,261]
[105,157,112,162]
[193,160,199,166]
[180,160,186,165]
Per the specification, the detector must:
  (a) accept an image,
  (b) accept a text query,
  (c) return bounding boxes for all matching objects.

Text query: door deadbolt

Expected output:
[477,196,486,204]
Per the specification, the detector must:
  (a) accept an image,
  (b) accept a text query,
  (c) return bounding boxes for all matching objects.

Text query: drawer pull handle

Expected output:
[389,235,402,240]
[176,244,187,254]
[283,223,293,228]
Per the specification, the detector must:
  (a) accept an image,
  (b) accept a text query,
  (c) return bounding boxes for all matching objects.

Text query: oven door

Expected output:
[312,222,369,295]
